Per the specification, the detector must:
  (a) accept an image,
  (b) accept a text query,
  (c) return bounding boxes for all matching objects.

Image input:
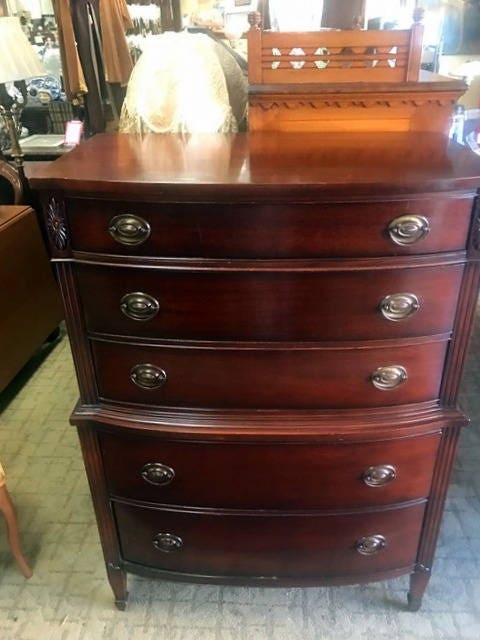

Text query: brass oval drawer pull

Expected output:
[141,462,175,486]
[371,365,407,390]
[121,292,160,321]
[362,464,397,487]
[108,214,151,246]
[380,293,419,322]
[355,535,386,555]
[130,364,167,389]
[388,215,430,246]
[153,532,183,553]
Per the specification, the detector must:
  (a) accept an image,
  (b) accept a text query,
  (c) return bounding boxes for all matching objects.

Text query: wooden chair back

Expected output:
[0,161,24,205]
[247,13,424,86]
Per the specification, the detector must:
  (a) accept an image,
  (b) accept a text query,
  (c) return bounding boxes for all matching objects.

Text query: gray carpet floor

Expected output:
[0,319,479,639]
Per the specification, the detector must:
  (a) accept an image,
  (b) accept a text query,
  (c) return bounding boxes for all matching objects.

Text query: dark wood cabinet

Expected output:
[31,131,480,610]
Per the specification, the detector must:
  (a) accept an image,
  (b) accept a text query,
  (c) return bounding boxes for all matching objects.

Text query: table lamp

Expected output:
[0,17,46,180]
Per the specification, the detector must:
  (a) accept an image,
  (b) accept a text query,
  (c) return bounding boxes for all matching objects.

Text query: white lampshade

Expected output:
[0,17,46,84]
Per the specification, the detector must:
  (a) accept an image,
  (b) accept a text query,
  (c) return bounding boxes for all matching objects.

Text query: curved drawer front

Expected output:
[66,196,472,258]
[92,339,448,409]
[100,431,440,509]
[78,263,463,342]
[114,501,426,578]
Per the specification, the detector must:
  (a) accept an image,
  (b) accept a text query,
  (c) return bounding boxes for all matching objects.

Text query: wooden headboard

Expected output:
[247,11,424,86]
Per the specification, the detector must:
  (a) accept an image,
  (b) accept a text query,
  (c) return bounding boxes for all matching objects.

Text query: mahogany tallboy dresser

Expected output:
[32,130,480,610]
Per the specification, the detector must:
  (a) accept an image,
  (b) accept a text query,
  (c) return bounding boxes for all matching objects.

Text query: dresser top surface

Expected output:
[30,132,480,200]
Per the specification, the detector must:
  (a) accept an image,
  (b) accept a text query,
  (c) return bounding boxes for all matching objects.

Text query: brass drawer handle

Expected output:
[121,292,160,321]
[355,535,386,555]
[141,462,175,486]
[371,365,407,390]
[108,214,151,246]
[130,364,167,389]
[388,215,430,246]
[380,293,419,322]
[362,464,397,487]
[153,532,183,553]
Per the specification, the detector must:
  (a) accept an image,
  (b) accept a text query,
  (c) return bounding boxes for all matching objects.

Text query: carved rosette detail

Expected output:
[46,197,68,250]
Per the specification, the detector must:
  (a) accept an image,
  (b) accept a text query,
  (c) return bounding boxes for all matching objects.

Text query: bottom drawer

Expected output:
[114,502,425,579]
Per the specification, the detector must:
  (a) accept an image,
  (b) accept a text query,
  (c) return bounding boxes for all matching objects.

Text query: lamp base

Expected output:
[0,102,26,183]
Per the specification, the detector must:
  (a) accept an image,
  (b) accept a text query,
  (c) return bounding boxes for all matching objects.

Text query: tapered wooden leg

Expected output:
[107,562,128,610]
[0,485,32,579]
[407,566,431,611]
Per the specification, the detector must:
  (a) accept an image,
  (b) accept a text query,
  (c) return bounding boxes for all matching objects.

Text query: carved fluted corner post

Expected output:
[76,424,128,610]
[407,427,462,611]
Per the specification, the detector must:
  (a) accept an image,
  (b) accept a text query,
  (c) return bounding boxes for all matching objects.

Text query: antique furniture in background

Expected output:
[247,10,466,133]
[0,461,32,578]
[4,134,73,162]
[0,160,23,203]
[0,16,46,183]
[32,129,480,610]
[0,203,63,393]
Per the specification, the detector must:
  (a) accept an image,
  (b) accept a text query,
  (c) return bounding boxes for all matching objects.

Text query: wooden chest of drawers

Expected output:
[32,131,480,610]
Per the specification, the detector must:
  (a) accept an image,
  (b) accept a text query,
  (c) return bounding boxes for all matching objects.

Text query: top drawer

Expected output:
[65,197,473,259]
